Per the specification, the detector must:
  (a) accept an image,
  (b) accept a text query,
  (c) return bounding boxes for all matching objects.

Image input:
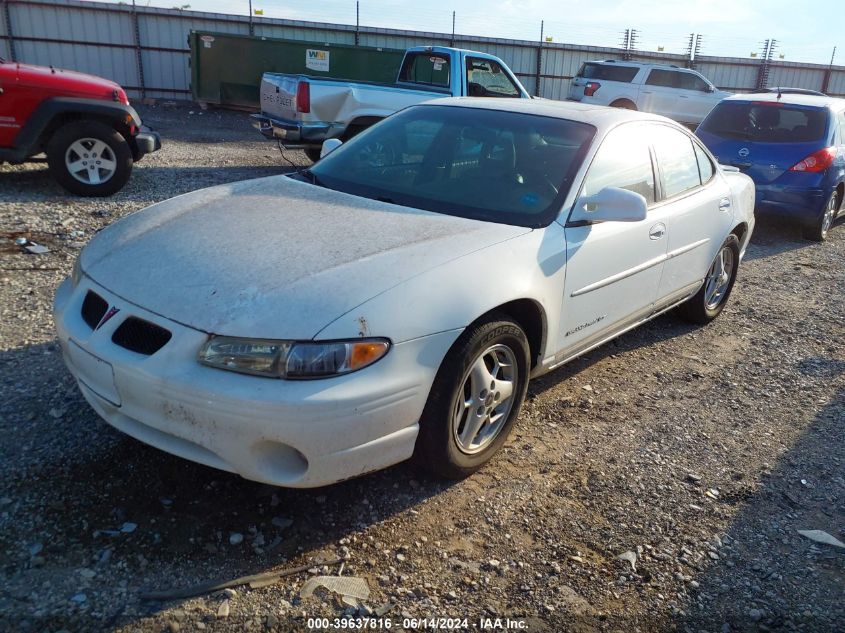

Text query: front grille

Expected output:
[81,291,108,329]
[111,317,172,356]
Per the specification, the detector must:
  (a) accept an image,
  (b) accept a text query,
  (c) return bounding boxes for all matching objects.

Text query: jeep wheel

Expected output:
[47,121,133,196]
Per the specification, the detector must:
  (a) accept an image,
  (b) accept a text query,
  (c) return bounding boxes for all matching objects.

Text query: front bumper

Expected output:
[131,125,162,160]
[250,113,339,148]
[54,276,459,488]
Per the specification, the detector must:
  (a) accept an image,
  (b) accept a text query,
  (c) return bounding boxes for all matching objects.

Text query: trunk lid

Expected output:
[260,74,300,121]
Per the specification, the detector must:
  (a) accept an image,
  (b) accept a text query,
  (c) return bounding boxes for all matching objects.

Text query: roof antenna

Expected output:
[777,86,782,100]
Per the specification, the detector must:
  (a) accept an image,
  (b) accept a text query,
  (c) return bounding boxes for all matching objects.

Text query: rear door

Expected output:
[650,124,733,304]
[696,101,830,183]
[640,69,682,119]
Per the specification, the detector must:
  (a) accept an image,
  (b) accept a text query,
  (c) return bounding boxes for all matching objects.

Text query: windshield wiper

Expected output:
[299,168,324,187]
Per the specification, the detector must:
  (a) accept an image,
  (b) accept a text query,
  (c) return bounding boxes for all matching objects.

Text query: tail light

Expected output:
[295,81,310,113]
[584,82,601,97]
[789,147,836,173]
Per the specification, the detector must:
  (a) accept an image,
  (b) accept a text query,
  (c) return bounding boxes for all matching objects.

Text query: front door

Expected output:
[0,61,21,147]
[557,123,669,358]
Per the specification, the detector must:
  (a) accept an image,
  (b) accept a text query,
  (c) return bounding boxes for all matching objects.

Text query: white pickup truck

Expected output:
[252,46,531,161]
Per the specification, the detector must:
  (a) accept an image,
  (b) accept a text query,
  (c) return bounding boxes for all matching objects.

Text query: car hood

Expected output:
[16,62,123,99]
[81,176,531,339]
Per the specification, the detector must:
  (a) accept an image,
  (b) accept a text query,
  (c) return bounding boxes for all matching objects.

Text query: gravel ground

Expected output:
[1,104,843,633]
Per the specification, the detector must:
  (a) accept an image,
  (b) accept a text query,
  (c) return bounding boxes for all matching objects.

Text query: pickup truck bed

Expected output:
[252,45,530,160]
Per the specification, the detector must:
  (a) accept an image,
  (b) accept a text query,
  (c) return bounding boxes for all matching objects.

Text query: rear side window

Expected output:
[399,53,450,88]
[466,58,521,98]
[652,126,702,198]
[694,143,715,183]
[582,124,656,204]
[578,63,639,83]
[645,69,679,88]
[699,102,828,143]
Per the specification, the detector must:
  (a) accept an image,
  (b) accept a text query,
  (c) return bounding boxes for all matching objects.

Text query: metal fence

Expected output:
[2,0,844,102]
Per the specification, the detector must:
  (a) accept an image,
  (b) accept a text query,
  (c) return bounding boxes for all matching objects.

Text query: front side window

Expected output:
[466,58,521,97]
[652,126,702,198]
[309,105,596,228]
[581,124,656,204]
[398,52,450,88]
[678,72,711,92]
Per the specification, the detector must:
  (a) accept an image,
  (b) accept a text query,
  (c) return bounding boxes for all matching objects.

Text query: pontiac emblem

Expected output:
[95,306,120,330]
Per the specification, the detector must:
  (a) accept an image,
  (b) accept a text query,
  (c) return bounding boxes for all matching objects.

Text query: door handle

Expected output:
[0,87,4,95]
[649,223,666,240]
[719,197,731,212]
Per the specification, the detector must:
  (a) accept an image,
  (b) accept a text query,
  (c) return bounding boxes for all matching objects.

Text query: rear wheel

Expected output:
[610,99,637,110]
[46,121,132,197]
[676,234,740,324]
[803,191,839,242]
[414,314,530,479]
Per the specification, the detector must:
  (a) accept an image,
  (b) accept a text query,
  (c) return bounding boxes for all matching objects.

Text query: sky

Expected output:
[124,0,842,65]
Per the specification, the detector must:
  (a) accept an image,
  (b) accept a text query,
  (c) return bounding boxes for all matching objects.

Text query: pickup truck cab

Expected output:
[0,57,160,196]
[252,46,530,161]
[568,60,731,129]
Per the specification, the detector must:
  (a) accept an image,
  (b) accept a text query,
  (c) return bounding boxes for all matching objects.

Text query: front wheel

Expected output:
[46,121,133,197]
[414,314,530,479]
[803,191,839,242]
[676,234,740,324]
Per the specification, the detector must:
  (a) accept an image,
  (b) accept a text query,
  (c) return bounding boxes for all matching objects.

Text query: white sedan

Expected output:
[54,99,755,487]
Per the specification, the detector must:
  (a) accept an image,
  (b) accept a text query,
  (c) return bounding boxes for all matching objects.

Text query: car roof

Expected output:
[421,97,680,132]
[723,91,845,110]
[584,59,686,71]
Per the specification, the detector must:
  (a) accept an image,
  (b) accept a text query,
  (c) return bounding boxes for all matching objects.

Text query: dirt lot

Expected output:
[1,104,843,633]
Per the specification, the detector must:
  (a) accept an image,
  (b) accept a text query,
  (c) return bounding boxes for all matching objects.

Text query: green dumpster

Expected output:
[189,31,405,109]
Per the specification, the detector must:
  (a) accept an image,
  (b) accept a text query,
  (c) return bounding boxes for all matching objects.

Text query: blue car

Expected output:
[697,93,845,241]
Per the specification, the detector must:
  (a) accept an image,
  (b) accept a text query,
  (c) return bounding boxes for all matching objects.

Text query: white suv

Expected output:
[568,60,732,127]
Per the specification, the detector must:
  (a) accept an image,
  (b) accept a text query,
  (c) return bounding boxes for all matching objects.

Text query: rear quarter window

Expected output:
[699,102,828,143]
[578,63,639,83]
[399,53,450,88]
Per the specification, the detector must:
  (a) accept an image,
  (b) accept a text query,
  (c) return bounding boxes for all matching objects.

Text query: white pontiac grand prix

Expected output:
[54,98,755,487]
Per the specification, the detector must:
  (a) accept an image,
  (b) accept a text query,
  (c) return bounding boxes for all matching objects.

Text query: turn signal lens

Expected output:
[789,147,836,173]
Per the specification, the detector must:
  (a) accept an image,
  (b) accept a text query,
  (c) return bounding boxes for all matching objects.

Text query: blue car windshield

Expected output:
[699,102,828,143]
[307,105,596,228]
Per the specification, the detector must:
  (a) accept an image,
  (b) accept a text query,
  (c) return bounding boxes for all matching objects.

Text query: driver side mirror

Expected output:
[571,187,648,223]
[320,138,343,159]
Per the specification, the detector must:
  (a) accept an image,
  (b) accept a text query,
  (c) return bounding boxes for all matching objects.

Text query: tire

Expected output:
[803,190,839,242]
[676,234,740,324]
[304,148,322,163]
[414,314,530,479]
[46,120,133,197]
[610,99,637,110]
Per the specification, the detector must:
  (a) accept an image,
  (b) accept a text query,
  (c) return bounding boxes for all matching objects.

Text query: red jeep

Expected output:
[0,57,160,196]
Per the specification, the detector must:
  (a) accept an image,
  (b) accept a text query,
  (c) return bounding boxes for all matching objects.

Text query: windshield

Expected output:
[308,105,595,228]
[699,102,828,143]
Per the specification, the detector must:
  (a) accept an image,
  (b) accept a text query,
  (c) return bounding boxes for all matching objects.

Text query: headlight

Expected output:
[198,336,390,379]
[71,256,83,287]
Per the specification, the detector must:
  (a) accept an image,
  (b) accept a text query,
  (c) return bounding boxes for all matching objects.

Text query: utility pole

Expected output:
[535,20,544,98]
[620,28,638,61]
[355,1,359,46]
[248,0,254,36]
[822,46,836,94]
[450,11,455,47]
[756,38,777,90]
[1,0,16,62]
